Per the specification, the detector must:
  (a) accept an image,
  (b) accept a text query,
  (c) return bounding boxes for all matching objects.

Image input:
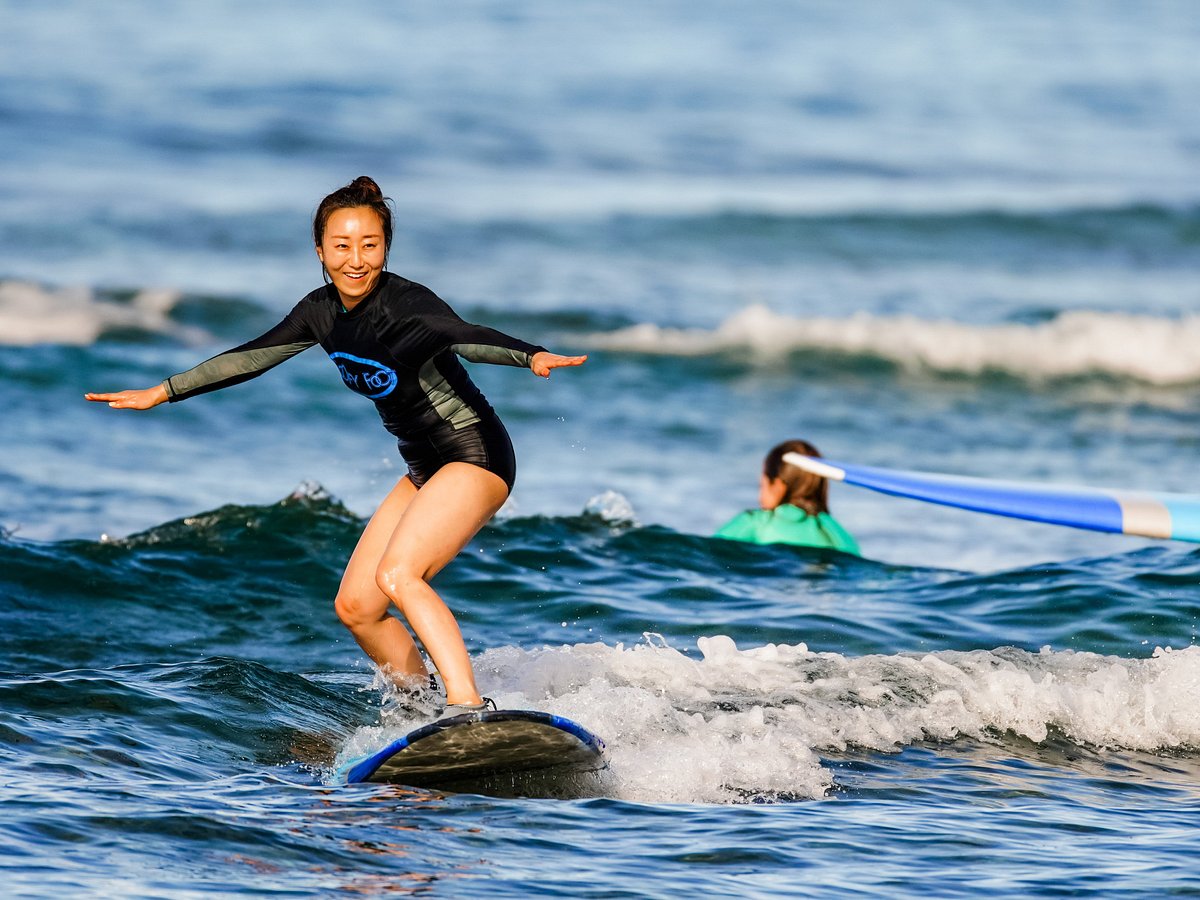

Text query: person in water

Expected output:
[715,439,860,555]
[86,176,587,717]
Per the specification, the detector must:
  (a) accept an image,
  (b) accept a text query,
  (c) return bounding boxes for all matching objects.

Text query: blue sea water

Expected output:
[3,1,1200,896]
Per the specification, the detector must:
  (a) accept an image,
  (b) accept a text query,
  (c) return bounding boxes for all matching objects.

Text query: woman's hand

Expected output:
[530,351,587,378]
[84,384,169,410]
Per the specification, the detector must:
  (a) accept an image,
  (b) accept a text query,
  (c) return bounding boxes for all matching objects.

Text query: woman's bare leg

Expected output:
[333,476,429,682]
[374,463,510,706]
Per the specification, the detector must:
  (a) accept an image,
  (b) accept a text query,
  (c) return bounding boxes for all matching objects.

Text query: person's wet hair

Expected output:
[764,439,829,515]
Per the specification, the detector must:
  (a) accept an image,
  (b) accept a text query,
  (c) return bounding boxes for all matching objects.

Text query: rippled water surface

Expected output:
[3,1,1200,896]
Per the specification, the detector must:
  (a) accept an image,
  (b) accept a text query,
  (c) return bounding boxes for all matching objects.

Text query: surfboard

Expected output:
[783,452,1200,543]
[341,708,607,795]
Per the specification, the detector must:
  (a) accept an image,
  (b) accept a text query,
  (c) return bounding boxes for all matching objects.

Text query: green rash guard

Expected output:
[715,504,861,555]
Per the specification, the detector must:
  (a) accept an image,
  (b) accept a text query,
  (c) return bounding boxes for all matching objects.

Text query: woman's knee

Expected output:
[374,559,424,607]
[334,590,388,630]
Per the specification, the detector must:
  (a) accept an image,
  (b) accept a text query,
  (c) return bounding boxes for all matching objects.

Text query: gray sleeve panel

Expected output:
[450,342,537,368]
[401,286,545,368]
[163,297,327,401]
[165,340,316,401]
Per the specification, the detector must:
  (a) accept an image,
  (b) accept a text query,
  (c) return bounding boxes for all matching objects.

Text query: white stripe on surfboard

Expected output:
[782,453,845,481]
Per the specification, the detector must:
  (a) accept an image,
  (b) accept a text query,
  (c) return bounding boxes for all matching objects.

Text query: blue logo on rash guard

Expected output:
[329,352,398,399]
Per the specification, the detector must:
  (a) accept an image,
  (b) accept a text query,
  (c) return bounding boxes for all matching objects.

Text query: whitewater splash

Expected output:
[581,305,1200,385]
[334,636,1200,804]
[0,280,205,346]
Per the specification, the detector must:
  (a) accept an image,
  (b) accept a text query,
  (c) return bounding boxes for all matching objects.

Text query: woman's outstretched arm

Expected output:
[85,301,323,409]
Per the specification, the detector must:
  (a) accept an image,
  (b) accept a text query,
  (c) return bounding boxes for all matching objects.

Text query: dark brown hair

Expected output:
[764,439,829,515]
[312,176,394,252]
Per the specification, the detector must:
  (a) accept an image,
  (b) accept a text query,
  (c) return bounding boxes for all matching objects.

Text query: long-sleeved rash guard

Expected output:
[164,273,545,439]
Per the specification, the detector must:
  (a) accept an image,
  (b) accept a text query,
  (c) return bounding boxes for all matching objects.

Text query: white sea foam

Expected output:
[0,280,205,346]
[583,490,639,526]
[333,636,1200,804]
[581,305,1200,385]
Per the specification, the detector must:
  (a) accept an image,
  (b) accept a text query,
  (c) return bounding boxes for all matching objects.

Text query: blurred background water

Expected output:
[2,1,1199,896]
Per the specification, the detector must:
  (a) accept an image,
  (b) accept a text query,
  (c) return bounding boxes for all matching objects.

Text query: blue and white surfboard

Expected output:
[341,709,607,792]
[784,453,1200,543]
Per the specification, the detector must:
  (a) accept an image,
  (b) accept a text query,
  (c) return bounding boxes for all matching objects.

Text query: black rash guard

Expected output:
[164,272,545,444]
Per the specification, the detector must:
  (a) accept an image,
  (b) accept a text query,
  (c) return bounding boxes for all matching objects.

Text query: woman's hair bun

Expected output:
[349,176,383,200]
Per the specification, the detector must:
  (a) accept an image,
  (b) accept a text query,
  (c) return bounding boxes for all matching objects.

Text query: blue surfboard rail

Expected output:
[783,453,1200,543]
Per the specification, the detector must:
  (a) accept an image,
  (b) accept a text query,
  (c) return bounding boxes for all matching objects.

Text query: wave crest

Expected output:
[337,637,1200,803]
[0,280,205,346]
[582,305,1200,385]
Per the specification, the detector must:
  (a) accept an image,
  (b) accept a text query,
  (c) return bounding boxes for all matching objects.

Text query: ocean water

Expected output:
[3,1,1200,896]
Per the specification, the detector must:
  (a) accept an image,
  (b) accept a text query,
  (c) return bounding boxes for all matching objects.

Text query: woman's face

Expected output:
[316,206,387,307]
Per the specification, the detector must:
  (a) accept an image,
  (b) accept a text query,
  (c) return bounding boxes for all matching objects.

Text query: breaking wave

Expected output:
[581,305,1200,385]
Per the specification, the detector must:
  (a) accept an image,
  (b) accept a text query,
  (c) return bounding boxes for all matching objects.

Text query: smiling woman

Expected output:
[84,176,587,716]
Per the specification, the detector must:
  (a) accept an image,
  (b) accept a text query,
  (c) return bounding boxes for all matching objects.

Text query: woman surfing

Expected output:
[86,176,587,717]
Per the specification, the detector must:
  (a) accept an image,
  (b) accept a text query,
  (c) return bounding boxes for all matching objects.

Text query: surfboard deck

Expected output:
[341,709,607,795]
